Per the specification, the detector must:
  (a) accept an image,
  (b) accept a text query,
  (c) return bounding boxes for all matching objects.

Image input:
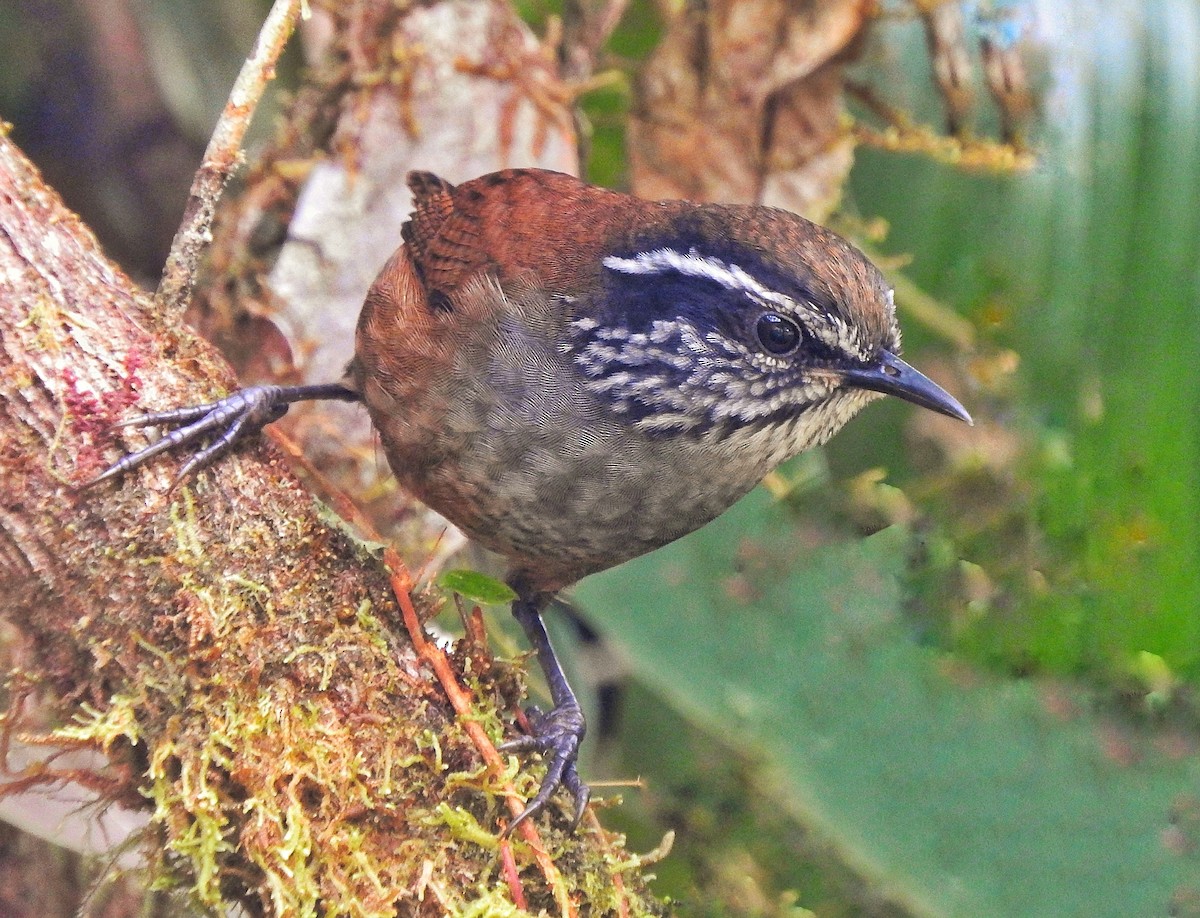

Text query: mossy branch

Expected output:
[0,131,662,916]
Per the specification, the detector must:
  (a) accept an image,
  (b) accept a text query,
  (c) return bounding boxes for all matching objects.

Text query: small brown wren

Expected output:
[92,169,971,833]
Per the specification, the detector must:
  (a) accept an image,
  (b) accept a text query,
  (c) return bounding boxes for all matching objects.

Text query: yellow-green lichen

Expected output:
[451,884,537,918]
[422,802,500,851]
[54,693,142,752]
[52,459,667,915]
[148,737,235,909]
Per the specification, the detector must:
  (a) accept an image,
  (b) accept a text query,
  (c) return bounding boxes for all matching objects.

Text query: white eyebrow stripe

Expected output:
[602,248,866,357]
[603,248,795,311]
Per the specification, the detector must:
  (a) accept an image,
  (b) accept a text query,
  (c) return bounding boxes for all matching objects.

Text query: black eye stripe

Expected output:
[755,312,802,354]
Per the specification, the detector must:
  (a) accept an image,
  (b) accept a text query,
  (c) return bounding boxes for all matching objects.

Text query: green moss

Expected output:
[453,885,536,918]
[53,693,142,751]
[44,447,668,915]
[424,803,499,850]
[354,598,392,655]
[147,736,234,909]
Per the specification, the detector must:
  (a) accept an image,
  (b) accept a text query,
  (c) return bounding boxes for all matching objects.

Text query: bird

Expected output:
[90,168,971,834]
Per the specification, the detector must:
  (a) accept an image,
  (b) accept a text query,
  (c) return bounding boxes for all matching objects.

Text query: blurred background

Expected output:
[0,0,1197,915]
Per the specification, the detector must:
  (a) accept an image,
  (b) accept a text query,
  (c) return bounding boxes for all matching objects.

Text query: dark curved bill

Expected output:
[840,351,972,424]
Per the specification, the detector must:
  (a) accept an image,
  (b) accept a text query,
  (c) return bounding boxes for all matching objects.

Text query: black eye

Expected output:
[755,312,802,354]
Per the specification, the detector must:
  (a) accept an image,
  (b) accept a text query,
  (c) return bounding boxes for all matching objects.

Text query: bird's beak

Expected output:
[840,351,973,424]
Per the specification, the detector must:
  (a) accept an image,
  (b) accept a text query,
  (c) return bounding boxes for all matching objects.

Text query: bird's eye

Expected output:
[755,312,802,354]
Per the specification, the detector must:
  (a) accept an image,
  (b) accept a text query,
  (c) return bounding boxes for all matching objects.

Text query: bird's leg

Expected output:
[85,383,360,488]
[498,588,591,835]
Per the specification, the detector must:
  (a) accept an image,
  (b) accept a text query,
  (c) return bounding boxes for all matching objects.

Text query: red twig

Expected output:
[275,428,577,912]
[383,548,577,918]
[499,838,529,910]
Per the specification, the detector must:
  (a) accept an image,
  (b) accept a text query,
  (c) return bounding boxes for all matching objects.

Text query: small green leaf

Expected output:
[438,569,517,605]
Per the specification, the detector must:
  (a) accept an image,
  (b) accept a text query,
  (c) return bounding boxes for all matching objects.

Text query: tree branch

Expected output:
[155,0,304,321]
[0,129,660,915]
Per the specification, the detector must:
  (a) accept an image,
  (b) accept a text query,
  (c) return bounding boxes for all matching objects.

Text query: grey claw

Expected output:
[497,734,539,754]
[563,764,590,830]
[84,385,291,488]
[109,402,223,430]
[82,382,358,490]
[500,702,590,836]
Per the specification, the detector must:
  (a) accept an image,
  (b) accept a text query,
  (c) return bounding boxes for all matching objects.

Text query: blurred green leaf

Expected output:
[576,490,1200,917]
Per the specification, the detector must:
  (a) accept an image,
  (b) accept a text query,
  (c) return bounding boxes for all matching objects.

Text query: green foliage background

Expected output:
[564,1,1200,915]
[835,2,1200,684]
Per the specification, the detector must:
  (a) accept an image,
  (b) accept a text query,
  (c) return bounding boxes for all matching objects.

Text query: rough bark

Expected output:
[0,129,660,916]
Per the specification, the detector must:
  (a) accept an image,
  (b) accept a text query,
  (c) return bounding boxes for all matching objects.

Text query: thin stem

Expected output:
[154,0,305,320]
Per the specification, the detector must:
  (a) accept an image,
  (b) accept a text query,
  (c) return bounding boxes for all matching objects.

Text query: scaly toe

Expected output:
[500,703,590,835]
[84,385,292,488]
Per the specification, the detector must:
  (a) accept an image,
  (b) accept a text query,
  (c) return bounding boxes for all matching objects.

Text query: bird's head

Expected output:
[564,204,970,456]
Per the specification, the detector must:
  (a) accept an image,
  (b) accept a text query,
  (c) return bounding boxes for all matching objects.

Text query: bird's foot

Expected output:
[84,385,295,489]
[498,702,590,835]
